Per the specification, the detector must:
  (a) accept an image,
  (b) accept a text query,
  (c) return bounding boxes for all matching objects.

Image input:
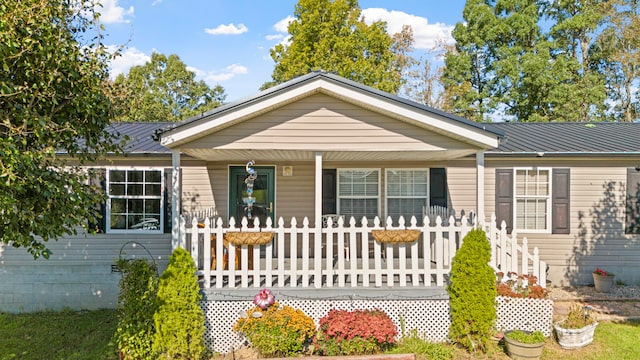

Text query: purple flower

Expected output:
[253,289,274,309]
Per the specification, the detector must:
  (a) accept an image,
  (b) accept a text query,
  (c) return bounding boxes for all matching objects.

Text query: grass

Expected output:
[0,310,639,360]
[0,309,118,360]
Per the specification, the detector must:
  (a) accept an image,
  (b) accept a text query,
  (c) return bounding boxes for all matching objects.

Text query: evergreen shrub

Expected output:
[447,228,497,352]
[153,247,206,359]
[114,259,158,360]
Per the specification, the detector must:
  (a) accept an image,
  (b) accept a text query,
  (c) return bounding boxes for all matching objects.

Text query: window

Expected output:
[386,169,428,224]
[337,169,379,224]
[107,169,163,233]
[514,168,550,232]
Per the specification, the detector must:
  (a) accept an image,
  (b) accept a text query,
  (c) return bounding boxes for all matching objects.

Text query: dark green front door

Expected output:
[229,166,275,226]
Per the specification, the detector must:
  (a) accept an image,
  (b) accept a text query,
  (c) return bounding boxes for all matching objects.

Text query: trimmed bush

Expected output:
[233,301,316,357]
[153,247,205,359]
[447,228,497,352]
[114,259,159,360]
[314,309,397,356]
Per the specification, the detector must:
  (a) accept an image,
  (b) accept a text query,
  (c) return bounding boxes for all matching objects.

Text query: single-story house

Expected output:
[1,72,639,334]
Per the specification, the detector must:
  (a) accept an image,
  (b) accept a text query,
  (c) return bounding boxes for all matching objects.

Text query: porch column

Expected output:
[171,149,182,250]
[315,152,323,228]
[476,150,485,225]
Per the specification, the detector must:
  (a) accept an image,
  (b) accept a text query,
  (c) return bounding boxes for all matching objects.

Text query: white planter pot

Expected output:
[553,321,598,349]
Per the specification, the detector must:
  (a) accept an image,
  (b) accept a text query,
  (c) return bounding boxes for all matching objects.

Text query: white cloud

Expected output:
[107,46,150,79]
[188,64,249,83]
[361,8,454,49]
[204,23,248,35]
[96,0,134,24]
[274,15,295,33]
[266,34,283,41]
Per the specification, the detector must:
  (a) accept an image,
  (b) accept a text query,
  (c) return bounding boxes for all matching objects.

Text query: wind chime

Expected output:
[244,160,257,219]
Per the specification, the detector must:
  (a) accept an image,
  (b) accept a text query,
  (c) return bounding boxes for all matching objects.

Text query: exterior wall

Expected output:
[0,232,171,313]
[187,94,471,152]
[482,158,640,286]
[181,161,216,213]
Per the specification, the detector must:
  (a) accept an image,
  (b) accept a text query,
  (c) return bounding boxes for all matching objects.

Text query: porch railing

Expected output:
[179,212,546,289]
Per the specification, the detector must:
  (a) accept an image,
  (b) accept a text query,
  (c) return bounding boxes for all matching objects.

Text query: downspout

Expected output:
[476,150,485,225]
[171,149,182,250]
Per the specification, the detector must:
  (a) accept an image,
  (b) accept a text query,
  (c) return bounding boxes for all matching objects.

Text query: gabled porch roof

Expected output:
[157,71,502,162]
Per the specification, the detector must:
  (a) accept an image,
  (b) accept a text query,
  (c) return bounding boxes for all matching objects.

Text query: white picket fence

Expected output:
[179,212,546,289]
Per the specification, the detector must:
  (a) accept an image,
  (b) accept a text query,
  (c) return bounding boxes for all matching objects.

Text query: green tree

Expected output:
[0,0,122,258]
[112,52,226,121]
[447,228,496,353]
[153,247,205,359]
[264,0,409,93]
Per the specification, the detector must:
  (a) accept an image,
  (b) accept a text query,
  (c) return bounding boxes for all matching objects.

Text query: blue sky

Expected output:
[100,0,467,101]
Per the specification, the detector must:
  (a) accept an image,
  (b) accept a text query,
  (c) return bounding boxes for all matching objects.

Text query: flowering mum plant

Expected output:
[593,268,614,277]
[233,290,315,357]
[496,271,548,299]
[253,288,275,309]
[313,309,397,356]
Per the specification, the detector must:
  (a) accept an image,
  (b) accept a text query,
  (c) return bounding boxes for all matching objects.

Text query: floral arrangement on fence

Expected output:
[593,268,614,277]
[313,309,397,356]
[233,289,316,357]
[496,272,549,299]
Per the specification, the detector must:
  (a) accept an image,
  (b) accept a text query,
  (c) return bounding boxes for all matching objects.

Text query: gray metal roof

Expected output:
[108,122,173,154]
[488,122,640,155]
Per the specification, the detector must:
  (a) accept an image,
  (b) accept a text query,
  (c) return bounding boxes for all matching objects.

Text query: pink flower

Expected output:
[253,289,275,309]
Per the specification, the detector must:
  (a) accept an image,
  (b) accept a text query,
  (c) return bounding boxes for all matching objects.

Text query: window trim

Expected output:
[336,168,381,223]
[512,167,552,234]
[384,168,429,224]
[105,167,165,234]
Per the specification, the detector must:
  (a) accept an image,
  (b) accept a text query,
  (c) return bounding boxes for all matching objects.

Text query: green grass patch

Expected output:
[0,309,118,360]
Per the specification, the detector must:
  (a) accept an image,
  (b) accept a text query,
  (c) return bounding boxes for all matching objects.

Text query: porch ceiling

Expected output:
[180,148,478,162]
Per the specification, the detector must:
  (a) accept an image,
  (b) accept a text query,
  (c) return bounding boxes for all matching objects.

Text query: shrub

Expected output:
[114,259,158,360]
[447,228,497,353]
[153,247,206,359]
[496,272,549,299]
[389,329,453,360]
[233,299,316,357]
[314,309,397,356]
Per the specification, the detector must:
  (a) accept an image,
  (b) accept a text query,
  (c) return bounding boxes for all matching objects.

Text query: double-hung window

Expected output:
[107,169,163,233]
[514,168,551,232]
[337,169,380,224]
[386,169,428,225]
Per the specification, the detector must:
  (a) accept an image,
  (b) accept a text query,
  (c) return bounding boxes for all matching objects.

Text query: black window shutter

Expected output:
[626,168,640,234]
[164,168,173,234]
[429,168,448,208]
[322,169,337,214]
[88,168,106,233]
[495,169,513,233]
[552,168,570,234]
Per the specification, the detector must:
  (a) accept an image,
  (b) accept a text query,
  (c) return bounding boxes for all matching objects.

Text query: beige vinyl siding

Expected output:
[484,158,640,286]
[181,163,216,214]
[187,94,471,152]
[445,161,478,216]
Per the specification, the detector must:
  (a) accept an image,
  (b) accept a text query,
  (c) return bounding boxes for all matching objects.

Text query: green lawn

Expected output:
[1,310,638,360]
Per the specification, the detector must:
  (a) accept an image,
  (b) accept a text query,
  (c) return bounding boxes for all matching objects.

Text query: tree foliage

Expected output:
[442,0,637,122]
[0,0,122,258]
[111,52,226,122]
[264,0,411,94]
[447,228,496,353]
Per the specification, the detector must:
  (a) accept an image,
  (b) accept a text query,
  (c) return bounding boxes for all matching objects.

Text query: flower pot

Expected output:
[593,273,614,292]
[504,332,544,360]
[553,321,598,349]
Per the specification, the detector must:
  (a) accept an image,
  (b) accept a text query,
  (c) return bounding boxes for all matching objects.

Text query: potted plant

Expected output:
[553,303,598,349]
[503,330,545,360]
[592,268,615,292]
